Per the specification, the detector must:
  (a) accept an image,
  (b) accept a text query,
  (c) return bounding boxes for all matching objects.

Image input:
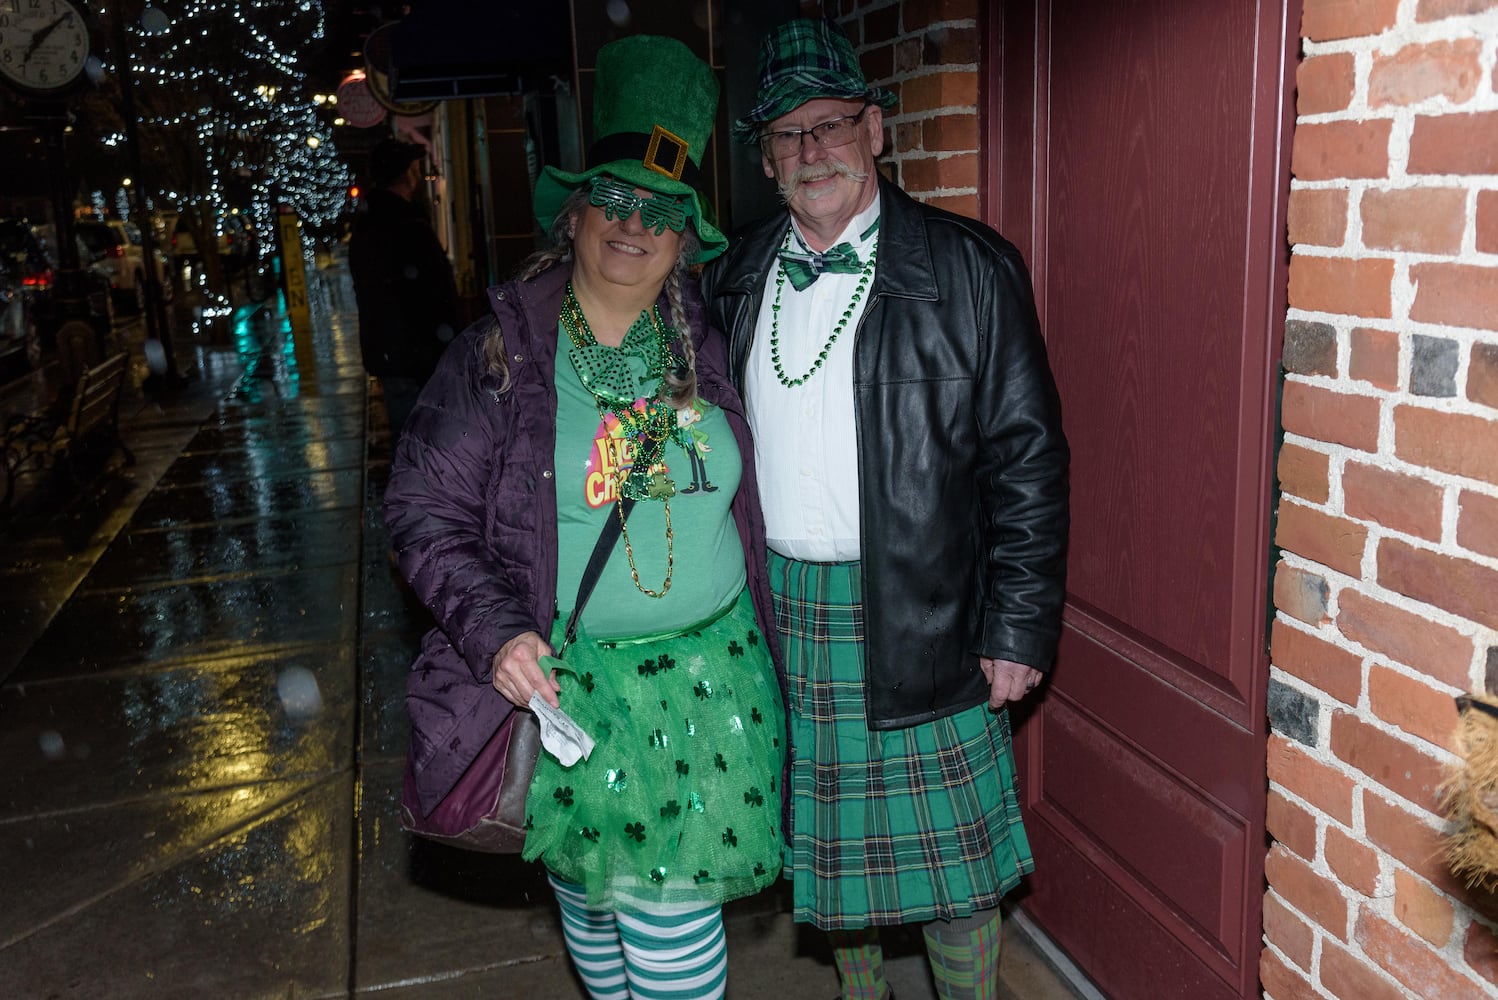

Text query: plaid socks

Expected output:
[830,928,890,1000]
[831,907,999,1000]
[922,907,1002,1000]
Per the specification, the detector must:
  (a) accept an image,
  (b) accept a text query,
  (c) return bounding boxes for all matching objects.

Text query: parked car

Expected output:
[170,211,258,269]
[0,219,50,372]
[74,218,172,314]
[0,219,114,377]
[166,212,196,260]
[113,220,173,300]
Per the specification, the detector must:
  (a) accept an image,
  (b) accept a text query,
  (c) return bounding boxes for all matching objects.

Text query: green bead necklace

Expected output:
[560,285,680,597]
[769,229,879,388]
[561,284,684,499]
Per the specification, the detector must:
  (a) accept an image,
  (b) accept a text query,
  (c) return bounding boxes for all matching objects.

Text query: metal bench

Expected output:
[2,352,134,507]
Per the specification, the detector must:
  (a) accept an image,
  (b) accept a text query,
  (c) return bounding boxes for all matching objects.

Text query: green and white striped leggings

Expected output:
[549,874,728,1000]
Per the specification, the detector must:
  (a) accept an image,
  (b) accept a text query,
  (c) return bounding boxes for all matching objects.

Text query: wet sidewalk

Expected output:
[0,264,1086,999]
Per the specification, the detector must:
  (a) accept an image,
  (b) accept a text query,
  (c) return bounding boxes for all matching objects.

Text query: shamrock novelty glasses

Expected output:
[586,176,691,235]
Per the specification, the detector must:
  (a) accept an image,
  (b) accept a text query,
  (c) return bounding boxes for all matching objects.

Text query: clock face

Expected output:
[0,0,89,94]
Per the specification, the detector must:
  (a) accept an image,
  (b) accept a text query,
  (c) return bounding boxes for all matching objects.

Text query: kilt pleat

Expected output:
[771,552,1034,930]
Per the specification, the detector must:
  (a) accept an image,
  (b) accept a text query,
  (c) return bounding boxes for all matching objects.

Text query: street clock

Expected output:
[0,0,90,96]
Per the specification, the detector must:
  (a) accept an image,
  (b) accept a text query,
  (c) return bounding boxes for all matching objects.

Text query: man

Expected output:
[702,18,1069,1000]
[348,136,460,438]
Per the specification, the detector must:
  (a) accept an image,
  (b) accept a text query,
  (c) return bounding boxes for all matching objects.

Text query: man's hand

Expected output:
[491,631,561,708]
[979,657,1044,708]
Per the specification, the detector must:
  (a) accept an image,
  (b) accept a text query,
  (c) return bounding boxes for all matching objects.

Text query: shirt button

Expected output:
[542,470,553,479]
[513,353,524,363]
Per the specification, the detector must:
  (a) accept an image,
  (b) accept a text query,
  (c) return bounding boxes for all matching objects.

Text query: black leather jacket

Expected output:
[702,178,1069,729]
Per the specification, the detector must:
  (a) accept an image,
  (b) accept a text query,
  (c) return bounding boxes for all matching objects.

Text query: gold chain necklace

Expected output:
[599,430,673,598]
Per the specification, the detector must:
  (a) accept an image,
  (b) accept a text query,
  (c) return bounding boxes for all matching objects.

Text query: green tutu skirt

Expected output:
[522,589,786,907]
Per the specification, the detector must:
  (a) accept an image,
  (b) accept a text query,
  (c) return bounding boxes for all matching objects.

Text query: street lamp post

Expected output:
[107,3,180,388]
[29,103,106,374]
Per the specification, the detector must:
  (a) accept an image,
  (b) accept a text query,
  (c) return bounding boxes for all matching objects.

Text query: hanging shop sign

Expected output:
[336,72,386,128]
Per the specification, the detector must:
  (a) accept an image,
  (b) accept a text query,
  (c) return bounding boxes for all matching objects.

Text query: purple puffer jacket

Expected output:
[384,262,784,816]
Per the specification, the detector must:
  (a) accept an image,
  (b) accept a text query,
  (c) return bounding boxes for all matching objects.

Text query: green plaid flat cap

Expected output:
[732,17,897,143]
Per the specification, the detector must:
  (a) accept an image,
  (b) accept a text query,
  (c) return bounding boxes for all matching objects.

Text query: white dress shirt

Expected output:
[745,200,881,562]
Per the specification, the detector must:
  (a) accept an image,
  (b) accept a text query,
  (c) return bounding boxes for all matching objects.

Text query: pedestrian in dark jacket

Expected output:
[384,36,786,1000]
[701,18,1070,1000]
[349,136,460,437]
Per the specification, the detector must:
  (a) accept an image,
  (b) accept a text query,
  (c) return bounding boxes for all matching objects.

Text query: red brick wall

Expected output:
[1269,1,1498,998]
[833,0,983,217]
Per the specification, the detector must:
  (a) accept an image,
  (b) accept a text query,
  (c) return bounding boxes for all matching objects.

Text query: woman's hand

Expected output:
[491,631,561,709]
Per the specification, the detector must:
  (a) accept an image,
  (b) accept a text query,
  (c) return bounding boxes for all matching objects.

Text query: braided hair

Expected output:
[483,185,703,407]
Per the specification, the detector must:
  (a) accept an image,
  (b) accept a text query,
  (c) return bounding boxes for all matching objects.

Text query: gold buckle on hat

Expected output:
[644,125,689,182]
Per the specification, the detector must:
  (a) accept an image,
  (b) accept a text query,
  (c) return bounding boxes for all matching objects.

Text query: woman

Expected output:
[384,36,786,1000]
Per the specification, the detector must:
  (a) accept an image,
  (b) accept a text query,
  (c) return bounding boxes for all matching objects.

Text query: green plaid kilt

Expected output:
[770,552,1035,930]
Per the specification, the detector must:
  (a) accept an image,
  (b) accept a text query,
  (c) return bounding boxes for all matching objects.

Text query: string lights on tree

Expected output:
[81,0,349,293]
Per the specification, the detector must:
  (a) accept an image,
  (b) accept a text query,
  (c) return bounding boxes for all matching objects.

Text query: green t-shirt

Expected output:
[554,332,746,640]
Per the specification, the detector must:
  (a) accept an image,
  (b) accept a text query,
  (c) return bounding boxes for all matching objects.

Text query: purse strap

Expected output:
[556,496,636,660]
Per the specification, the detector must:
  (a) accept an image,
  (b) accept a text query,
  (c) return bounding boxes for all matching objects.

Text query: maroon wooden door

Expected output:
[984,3,1298,998]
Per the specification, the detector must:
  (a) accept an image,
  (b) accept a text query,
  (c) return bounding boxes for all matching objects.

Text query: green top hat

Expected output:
[732,18,897,143]
[533,35,726,263]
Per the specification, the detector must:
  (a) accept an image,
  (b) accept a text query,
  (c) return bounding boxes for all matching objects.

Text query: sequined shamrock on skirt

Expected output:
[522,592,785,907]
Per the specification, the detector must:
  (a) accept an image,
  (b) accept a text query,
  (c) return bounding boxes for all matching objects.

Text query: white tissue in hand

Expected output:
[528,694,596,766]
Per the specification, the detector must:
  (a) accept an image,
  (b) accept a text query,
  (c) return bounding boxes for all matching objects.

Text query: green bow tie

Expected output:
[777,242,862,291]
[776,220,881,291]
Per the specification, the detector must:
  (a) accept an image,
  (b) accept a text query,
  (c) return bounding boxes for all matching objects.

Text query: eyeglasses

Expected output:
[586,176,690,235]
[758,107,869,159]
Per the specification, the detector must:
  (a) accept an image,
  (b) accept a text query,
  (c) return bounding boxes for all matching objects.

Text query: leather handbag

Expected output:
[399,706,542,852]
[399,498,635,852]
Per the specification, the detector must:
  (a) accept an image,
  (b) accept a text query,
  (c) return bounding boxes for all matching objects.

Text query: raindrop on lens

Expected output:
[38,730,65,760]
[144,339,168,375]
[277,667,324,721]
